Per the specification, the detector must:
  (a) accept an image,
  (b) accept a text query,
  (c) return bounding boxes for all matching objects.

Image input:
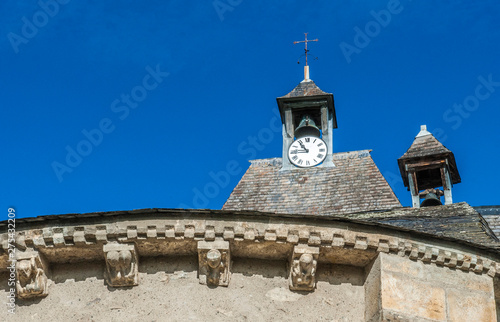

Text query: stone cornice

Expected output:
[2,209,500,279]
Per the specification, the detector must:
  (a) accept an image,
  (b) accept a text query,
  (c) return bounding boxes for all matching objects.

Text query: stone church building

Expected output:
[2,65,500,321]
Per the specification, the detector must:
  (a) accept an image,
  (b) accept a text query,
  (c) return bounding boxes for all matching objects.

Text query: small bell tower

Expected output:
[276,34,337,171]
[398,125,461,208]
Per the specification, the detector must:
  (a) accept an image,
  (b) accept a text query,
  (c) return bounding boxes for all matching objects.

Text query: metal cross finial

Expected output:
[294,33,318,66]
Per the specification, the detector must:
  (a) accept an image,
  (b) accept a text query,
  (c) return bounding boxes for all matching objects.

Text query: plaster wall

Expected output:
[1,257,365,321]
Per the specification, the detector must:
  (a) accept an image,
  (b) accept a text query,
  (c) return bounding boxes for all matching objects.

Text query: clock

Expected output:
[288,136,327,168]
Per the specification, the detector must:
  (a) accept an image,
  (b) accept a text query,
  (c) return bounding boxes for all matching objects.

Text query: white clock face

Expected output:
[288,136,327,168]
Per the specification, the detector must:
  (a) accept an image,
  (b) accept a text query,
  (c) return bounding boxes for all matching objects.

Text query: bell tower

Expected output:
[398,125,461,208]
[276,34,337,171]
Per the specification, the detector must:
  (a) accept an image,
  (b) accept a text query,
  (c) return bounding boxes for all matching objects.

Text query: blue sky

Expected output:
[1,0,499,220]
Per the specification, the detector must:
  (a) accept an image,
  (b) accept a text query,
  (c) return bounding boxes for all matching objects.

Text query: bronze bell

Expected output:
[420,192,443,207]
[295,115,320,138]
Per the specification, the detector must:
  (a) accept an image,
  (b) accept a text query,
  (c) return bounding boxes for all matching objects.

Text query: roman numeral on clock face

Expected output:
[289,137,327,167]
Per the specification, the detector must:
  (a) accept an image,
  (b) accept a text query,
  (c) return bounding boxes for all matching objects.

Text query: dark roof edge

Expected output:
[2,203,498,255]
[474,205,500,210]
[477,212,500,242]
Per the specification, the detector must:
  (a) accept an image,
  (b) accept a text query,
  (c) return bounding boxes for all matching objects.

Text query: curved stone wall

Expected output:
[1,209,499,320]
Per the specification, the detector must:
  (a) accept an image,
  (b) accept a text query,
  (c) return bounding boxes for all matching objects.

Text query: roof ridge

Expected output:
[249,158,282,166]
[332,149,372,160]
[249,149,373,165]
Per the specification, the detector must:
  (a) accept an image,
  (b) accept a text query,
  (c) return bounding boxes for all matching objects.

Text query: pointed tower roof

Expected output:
[280,79,330,98]
[398,125,461,189]
[276,79,337,130]
[399,125,451,160]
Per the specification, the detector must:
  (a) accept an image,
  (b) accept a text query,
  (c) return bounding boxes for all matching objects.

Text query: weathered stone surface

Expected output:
[0,258,367,321]
[369,252,497,321]
[16,250,49,299]
[381,271,446,321]
[198,240,230,287]
[1,209,498,277]
[364,255,382,322]
[103,243,138,287]
[447,289,496,322]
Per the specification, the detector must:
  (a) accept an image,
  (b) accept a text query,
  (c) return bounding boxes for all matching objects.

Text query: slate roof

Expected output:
[475,206,500,238]
[2,203,498,252]
[280,80,330,98]
[349,202,499,247]
[399,133,451,160]
[223,150,402,216]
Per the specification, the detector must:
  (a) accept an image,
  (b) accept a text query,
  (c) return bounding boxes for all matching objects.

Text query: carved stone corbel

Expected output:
[289,245,319,291]
[103,243,138,287]
[16,250,49,299]
[197,240,230,287]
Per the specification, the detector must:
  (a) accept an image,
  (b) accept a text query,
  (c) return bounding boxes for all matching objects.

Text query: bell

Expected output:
[420,192,442,207]
[294,115,320,138]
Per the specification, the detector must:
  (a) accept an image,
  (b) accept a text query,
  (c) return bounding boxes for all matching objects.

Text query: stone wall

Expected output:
[1,209,499,320]
[3,253,497,321]
[366,252,497,321]
[1,258,365,321]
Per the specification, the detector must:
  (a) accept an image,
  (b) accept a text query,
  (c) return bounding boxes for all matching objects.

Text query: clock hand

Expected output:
[297,141,309,153]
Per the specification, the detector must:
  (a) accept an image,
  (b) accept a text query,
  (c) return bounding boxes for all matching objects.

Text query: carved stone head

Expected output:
[17,259,34,282]
[16,252,49,299]
[299,253,314,272]
[207,249,222,269]
[106,250,132,278]
[103,243,138,287]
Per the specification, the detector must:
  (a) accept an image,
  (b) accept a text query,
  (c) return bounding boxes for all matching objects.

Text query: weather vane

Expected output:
[294,33,318,81]
[294,33,318,66]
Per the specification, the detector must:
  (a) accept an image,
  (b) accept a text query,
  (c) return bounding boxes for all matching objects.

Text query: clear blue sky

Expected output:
[1,0,499,220]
